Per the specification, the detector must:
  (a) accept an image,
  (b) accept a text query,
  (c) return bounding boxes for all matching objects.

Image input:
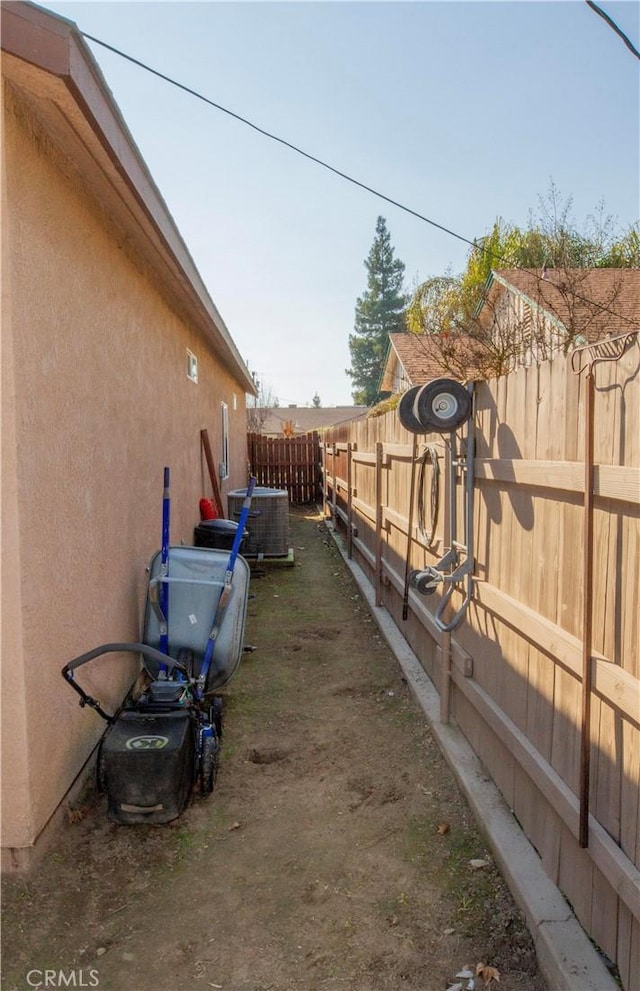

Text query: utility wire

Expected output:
[585,1,640,60]
[82,31,638,329]
[82,32,475,252]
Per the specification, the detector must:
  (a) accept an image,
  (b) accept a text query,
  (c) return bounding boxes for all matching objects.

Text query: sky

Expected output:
[40,0,639,406]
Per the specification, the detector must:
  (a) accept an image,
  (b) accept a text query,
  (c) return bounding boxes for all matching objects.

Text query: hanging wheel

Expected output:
[398,385,426,434]
[414,379,471,433]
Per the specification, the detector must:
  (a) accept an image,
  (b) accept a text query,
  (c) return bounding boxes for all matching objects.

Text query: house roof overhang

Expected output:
[378,337,395,393]
[475,270,572,343]
[380,332,450,391]
[1,0,257,396]
[477,268,640,342]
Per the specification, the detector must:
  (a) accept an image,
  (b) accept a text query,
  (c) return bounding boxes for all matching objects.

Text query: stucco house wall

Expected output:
[1,3,256,869]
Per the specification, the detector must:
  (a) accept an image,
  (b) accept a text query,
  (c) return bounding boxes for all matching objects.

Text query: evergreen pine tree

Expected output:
[347,216,407,405]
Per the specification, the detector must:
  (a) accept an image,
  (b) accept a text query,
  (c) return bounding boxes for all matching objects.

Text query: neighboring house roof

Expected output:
[379,270,640,394]
[380,333,445,391]
[484,269,640,341]
[1,0,257,396]
[379,332,474,393]
[251,406,368,435]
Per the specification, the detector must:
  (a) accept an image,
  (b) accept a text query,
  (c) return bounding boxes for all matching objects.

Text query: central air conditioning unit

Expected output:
[227,486,289,558]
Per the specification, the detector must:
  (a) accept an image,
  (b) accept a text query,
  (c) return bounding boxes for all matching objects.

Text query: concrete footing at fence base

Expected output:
[327,524,618,991]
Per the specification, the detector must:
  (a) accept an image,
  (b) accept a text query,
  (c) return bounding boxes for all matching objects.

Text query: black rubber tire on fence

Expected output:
[397,385,425,434]
[414,379,471,433]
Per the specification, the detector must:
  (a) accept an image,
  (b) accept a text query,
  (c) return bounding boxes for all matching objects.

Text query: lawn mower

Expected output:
[61,470,255,824]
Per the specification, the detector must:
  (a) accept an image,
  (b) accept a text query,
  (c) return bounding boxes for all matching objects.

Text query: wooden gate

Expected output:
[247,432,321,503]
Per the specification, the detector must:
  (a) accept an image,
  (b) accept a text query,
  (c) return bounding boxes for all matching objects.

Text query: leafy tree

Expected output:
[406,183,638,380]
[312,392,321,408]
[347,216,407,405]
[597,224,640,266]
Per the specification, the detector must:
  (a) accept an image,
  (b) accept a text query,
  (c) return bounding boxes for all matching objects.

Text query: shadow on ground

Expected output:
[2,507,547,991]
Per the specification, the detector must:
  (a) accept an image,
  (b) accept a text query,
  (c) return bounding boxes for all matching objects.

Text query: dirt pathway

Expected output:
[2,507,546,991]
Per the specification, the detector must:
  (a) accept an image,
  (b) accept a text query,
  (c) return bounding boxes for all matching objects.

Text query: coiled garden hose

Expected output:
[402,443,440,621]
[416,444,440,547]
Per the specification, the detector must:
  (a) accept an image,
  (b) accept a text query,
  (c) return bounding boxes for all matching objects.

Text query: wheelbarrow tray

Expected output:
[144,544,250,692]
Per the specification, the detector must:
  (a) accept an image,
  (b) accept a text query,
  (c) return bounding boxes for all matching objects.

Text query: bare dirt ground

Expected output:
[2,507,547,991]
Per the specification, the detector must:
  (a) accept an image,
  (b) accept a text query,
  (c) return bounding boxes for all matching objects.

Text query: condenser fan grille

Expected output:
[228,487,289,557]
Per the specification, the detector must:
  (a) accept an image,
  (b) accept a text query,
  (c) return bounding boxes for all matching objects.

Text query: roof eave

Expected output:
[2,0,257,396]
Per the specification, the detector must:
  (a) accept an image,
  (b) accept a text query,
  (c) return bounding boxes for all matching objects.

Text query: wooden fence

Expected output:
[247,431,321,503]
[321,339,640,991]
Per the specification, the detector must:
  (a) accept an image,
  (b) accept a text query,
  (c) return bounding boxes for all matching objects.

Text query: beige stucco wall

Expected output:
[1,83,250,860]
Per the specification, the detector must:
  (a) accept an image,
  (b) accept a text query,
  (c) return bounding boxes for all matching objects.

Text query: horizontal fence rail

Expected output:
[248,431,321,503]
[321,340,640,991]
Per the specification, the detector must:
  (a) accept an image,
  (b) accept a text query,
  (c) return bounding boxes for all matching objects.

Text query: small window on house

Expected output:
[220,402,229,480]
[232,393,238,411]
[186,349,198,383]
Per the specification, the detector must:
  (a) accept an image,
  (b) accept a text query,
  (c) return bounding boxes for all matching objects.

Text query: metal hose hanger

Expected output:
[416,443,440,547]
[399,379,475,633]
[402,441,441,621]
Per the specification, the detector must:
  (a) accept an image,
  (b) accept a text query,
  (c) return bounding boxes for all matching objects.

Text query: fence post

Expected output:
[347,441,353,559]
[375,441,384,607]
[321,440,329,517]
[313,431,321,503]
[332,443,337,522]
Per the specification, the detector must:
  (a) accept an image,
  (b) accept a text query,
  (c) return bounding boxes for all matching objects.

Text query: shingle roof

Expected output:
[384,333,446,387]
[251,406,368,436]
[489,269,640,340]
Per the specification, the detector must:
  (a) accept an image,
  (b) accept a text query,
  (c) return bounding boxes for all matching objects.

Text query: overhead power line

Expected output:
[82,32,475,253]
[82,31,638,329]
[585,1,640,60]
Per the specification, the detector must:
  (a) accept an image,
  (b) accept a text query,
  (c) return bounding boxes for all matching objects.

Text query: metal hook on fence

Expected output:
[570,331,637,377]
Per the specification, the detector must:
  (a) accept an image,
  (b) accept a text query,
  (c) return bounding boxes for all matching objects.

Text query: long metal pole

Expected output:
[199,476,256,694]
[375,442,384,607]
[347,442,354,560]
[440,438,453,722]
[579,371,595,849]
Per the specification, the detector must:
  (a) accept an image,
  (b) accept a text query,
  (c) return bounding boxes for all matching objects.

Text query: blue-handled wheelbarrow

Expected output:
[61,472,255,825]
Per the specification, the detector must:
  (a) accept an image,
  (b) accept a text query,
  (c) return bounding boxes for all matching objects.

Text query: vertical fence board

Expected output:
[320,342,640,991]
[590,860,619,963]
[617,901,633,991]
[248,432,321,503]
[621,720,640,866]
